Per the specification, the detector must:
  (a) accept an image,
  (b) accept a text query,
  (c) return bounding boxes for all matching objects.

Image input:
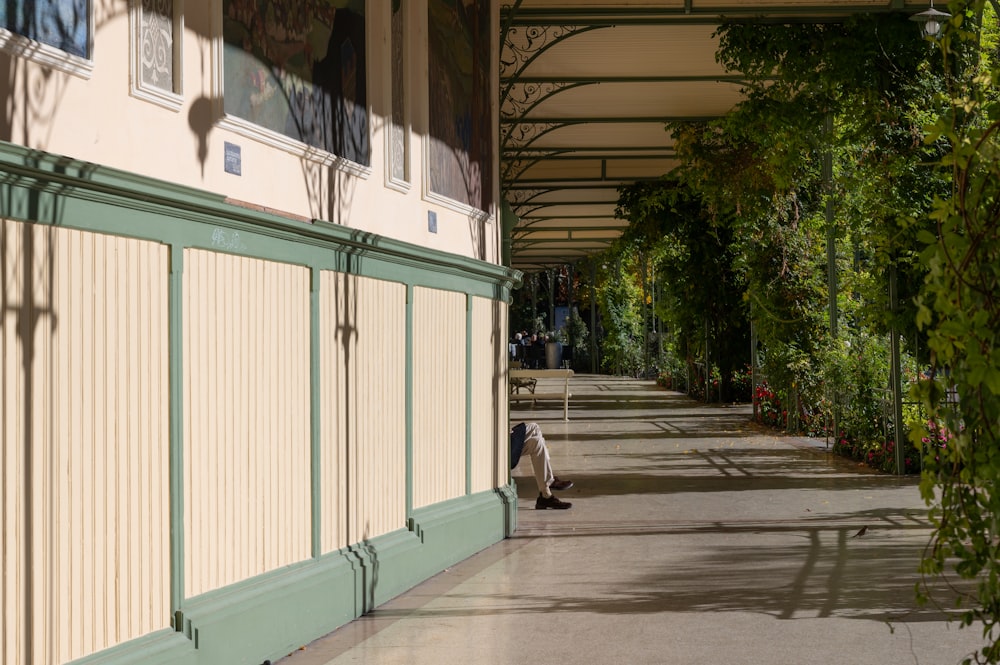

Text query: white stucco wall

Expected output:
[0,0,500,264]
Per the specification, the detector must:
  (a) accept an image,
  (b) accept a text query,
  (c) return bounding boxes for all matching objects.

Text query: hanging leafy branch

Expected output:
[912,2,1000,662]
[662,14,942,437]
[616,177,749,400]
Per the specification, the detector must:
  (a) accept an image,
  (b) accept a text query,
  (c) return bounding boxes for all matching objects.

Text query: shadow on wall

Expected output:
[1,191,59,665]
[210,5,369,227]
[0,0,121,148]
[188,95,216,177]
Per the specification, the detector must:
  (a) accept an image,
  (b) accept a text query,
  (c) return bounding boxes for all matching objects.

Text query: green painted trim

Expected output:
[501,115,719,124]
[504,153,678,162]
[67,630,195,665]
[175,550,366,665]
[465,295,473,495]
[500,25,604,106]
[405,284,414,519]
[503,80,594,122]
[310,268,322,558]
[167,246,185,618]
[507,146,679,155]
[0,142,518,301]
[342,527,425,609]
[509,74,747,84]
[507,177,650,185]
[501,5,913,24]
[504,148,677,161]
[506,183,624,191]
[70,486,517,665]
[0,142,523,665]
[407,487,519,581]
[175,489,512,665]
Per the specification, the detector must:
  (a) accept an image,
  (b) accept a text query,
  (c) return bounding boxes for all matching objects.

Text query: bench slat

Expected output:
[509,392,572,400]
[508,368,573,420]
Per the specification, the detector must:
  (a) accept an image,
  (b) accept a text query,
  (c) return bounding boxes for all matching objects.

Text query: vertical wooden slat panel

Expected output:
[0,219,171,664]
[469,297,505,493]
[183,250,311,598]
[319,272,406,553]
[87,231,102,657]
[68,227,84,658]
[411,287,466,509]
[322,270,342,552]
[1,220,20,665]
[182,248,196,602]
[496,303,509,488]
[359,277,405,544]
[154,239,168,630]
[55,225,72,660]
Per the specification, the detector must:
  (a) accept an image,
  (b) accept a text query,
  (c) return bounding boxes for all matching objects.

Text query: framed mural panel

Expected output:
[388,0,408,187]
[0,0,90,58]
[130,0,184,110]
[427,0,492,213]
[222,0,369,166]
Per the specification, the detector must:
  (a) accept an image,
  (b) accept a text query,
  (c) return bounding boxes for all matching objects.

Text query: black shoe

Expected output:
[536,493,572,510]
[550,477,574,491]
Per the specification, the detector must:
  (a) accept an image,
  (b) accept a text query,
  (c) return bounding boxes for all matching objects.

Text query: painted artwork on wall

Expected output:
[0,0,90,58]
[223,0,369,166]
[427,0,492,212]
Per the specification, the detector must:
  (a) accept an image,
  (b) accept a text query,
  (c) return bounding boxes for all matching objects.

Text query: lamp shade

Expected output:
[910,5,951,38]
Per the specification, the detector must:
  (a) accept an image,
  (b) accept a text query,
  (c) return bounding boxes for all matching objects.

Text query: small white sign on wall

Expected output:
[224,141,242,176]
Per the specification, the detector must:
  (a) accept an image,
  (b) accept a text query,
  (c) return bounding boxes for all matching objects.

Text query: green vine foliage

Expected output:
[667,14,942,439]
[595,251,645,376]
[616,177,749,400]
[912,2,1000,662]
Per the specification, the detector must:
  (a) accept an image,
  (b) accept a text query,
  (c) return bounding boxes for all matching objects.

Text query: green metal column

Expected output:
[500,199,518,268]
[168,244,185,623]
[567,262,574,319]
[530,273,537,330]
[641,252,649,377]
[824,113,840,440]
[310,268,322,557]
[751,306,758,421]
[889,263,905,475]
[405,284,414,518]
[547,267,555,331]
[465,294,473,493]
[704,319,710,404]
[824,114,838,338]
[590,259,598,374]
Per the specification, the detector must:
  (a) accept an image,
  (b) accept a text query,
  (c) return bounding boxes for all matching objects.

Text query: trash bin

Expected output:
[545,341,563,369]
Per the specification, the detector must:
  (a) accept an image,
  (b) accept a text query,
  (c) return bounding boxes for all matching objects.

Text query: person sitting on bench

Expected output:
[510,421,574,510]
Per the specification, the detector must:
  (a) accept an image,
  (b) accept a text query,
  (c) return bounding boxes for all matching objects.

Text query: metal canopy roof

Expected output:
[499,0,928,272]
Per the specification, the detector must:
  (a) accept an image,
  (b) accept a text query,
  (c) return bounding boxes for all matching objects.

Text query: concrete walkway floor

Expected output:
[279,375,984,665]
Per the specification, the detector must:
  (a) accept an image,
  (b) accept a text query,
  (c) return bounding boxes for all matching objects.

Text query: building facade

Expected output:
[0,2,516,664]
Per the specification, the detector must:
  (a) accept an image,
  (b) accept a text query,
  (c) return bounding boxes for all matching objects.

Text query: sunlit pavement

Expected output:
[279,375,983,665]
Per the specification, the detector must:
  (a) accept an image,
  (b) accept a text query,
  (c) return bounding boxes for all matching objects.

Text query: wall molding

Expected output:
[68,488,516,665]
[2,141,520,665]
[0,141,518,300]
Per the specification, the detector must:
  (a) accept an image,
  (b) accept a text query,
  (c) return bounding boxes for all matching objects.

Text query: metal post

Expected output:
[824,113,840,441]
[704,319,710,403]
[567,262,574,319]
[751,311,758,421]
[641,252,649,378]
[825,114,838,338]
[890,262,905,475]
[565,262,574,367]
[547,267,556,331]
[530,272,537,331]
[590,259,598,374]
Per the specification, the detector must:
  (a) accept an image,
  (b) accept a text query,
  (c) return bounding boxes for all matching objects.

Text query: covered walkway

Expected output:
[280,375,982,665]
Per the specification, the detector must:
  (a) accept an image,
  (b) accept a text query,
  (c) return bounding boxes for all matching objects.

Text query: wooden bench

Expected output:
[509,368,574,421]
